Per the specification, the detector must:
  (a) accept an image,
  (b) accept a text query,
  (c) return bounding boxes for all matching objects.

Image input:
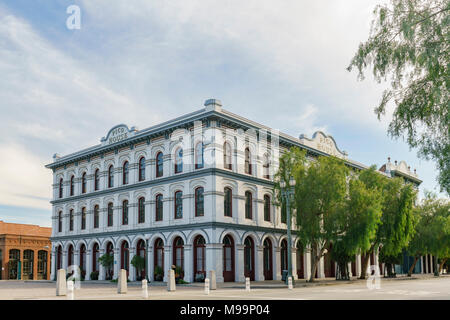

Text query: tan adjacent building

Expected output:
[0,221,52,280]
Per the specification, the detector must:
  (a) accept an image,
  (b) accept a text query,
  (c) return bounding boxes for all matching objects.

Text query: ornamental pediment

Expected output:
[101,124,138,146]
[299,131,348,159]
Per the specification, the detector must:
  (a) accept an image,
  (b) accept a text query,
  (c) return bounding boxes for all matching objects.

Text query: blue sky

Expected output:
[0,0,446,228]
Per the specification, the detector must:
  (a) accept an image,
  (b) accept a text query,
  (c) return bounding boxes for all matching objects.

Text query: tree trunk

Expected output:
[359,253,370,280]
[434,257,440,277]
[407,256,419,277]
[439,259,447,273]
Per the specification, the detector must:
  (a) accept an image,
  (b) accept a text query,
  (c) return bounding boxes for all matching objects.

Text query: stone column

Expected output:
[85,250,92,280]
[291,246,298,280]
[275,247,281,280]
[430,255,434,274]
[62,249,68,272]
[148,246,154,282]
[319,255,325,278]
[420,256,424,274]
[50,249,56,281]
[183,244,193,283]
[356,254,362,278]
[163,245,171,282]
[236,244,245,282]
[113,248,120,280]
[255,245,264,281]
[99,249,106,280]
[205,243,224,283]
[129,248,136,281]
[304,246,312,280]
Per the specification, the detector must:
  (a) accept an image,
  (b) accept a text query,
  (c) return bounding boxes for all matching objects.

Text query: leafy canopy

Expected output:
[348,0,450,195]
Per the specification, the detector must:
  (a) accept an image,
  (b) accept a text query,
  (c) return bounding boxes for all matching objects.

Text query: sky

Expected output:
[0,0,446,228]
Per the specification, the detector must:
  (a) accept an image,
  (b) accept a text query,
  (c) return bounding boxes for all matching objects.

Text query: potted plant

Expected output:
[195,272,205,282]
[130,255,146,281]
[98,253,114,280]
[154,266,163,281]
[174,265,184,283]
[90,271,99,280]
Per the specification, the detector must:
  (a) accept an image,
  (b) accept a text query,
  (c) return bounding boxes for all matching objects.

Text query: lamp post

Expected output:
[280,176,296,285]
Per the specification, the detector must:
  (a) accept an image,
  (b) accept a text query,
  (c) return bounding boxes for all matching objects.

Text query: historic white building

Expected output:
[46,99,425,282]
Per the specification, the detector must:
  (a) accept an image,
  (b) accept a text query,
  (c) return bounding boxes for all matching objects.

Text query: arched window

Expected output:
[122,200,128,225]
[194,236,206,280]
[81,207,86,230]
[69,209,74,231]
[245,148,252,174]
[107,202,113,227]
[108,165,114,188]
[68,245,74,267]
[70,176,74,196]
[93,205,99,228]
[175,148,183,173]
[23,250,33,279]
[195,142,204,169]
[263,154,270,179]
[281,201,287,224]
[263,238,273,280]
[37,250,48,280]
[106,242,114,279]
[138,197,145,224]
[195,187,204,217]
[244,237,255,281]
[174,191,183,219]
[81,172,87,194]
[58,211,62,233]
[8,250,20,279]
[245,191,252,219]
[223,142,232,170]
[156,152,163,177]
[94,169,100,191]
[264,195,271,222]
[123,161,129,185]
[57,246,62,270]
[139,157,146,181]
[224,187,232,217]
[173,237,184,275]
[59,178,63,198]
[155,194,163,221]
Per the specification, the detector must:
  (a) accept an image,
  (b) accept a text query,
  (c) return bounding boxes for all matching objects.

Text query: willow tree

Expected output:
[358,170,417,279]
[348,0,450,195]
[332,174,384,280]
[274,148,349,282]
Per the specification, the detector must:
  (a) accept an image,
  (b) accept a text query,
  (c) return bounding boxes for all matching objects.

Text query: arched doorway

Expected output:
[8,249,20,280]
[223,235,235,282]
[244,237,255,281]
[68,245,74,268]
[79,244,86,279]
[280,239,288,272]
[263,238,273,280]
[37,251,48,280]
[106,242,114,280]
[173,237,184,279]
[92,243,99,277]
[296,241,304,279]
[154,238,164,281]
[136,239,146,280]
[23,250,34,280]
[121,241,129,276]
[193,235,206,281]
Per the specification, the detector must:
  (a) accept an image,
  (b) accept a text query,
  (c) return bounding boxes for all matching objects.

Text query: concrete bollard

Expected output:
[168,269,176,292]
[245,277,250,292]
[117,269,127,294]
[142,279,148,299]
[204,278,210,295]
[288,277,293,290]
[67,280,74,300]
[56,269,67,296]
[209,270,216,290]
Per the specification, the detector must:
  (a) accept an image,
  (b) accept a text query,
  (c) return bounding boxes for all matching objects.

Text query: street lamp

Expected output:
[280,176,296,285]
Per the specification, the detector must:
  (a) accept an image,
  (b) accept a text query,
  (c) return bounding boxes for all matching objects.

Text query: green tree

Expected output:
[332,173,384,280]
[131,255,146,280]
[405,205,429,276]
[358,173,417,279]
[275,149,349,282]
[98,253,114,280]
[348,0,450,195]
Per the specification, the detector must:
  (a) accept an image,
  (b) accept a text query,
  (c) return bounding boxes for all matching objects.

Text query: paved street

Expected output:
[0,275,449,300]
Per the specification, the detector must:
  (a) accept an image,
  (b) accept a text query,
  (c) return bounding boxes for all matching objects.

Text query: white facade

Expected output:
[47,99,421,282]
